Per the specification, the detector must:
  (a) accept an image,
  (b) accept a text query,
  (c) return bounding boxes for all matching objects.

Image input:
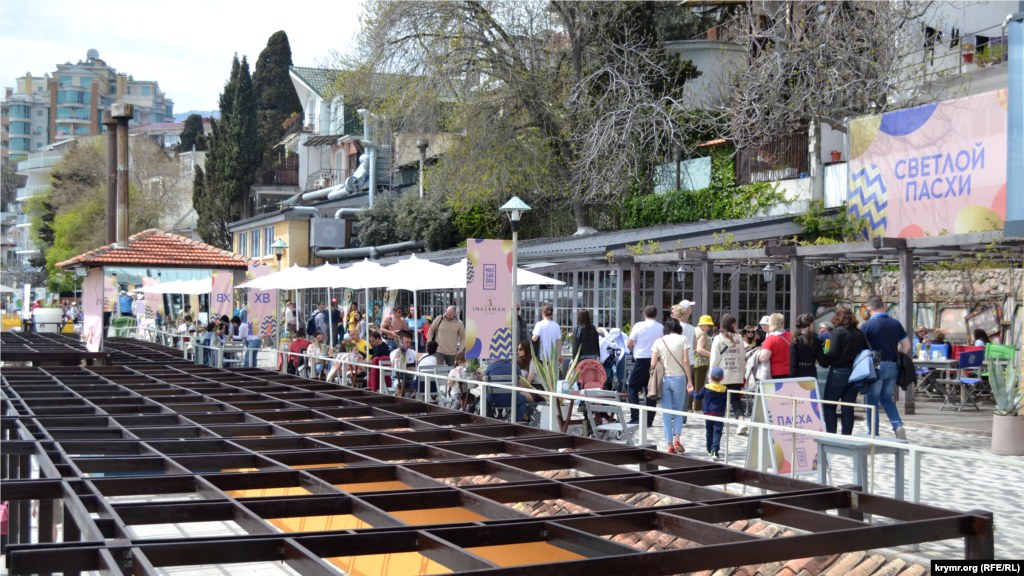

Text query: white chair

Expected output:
[378,360,396,395]
[583,389,638,445]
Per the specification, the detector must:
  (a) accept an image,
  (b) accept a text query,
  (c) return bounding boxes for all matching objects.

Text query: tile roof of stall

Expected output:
[56,229,254,270]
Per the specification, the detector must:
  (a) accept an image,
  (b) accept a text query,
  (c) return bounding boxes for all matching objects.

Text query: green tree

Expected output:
[396,192,461,251]
[253,31,303,172]
[175,114,207,152]
[357,194,405,248]
[1,158,26,208]
[196,55,260,248]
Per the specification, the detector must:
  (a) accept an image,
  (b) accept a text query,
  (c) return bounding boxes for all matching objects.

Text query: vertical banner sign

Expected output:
[848,90,1008,239]
[83,268,104,352]
[103,274,118,313]
[141,277,161,332]
[211,270,233,319]
[246,264,277,340]
[745,378,824,475]
[22,284,31,319]
[465,239,513,359]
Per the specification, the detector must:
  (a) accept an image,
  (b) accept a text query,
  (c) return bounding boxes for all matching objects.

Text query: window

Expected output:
[250,228,260,259]
[36,143,42,149]
[10,122,31,135]
[126,87,131,95]
[237,232,247,257]
[75,109,90,120]
[81,77,92,89]
[165,104,173,116]
[264,226,274,256]
[57,108,75,119]
[75,127,91,135]
[37,110,42,117]
[60,76,72,87]
[110,86,116,95]
[142,87,150,96]
[661,270,694,322]
[10,105,30,118]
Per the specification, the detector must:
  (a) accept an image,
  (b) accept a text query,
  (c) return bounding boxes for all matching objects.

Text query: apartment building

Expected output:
[1,49,174,162]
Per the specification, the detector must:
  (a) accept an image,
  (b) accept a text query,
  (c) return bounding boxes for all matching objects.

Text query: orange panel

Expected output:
[389,507,487,526]
[334,481,411,493]
[221,468,259,473]
[270,514,372,532]
[292,463,347,469]
[326,551,452,576]
[224,486,312,498]
[467,542,585,567]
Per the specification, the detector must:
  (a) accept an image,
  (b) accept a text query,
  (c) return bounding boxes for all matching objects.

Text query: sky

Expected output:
[1,0,363,113]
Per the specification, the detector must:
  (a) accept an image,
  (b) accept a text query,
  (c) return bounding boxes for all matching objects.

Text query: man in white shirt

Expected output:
[531,305,562,363]
[626,305,663,425]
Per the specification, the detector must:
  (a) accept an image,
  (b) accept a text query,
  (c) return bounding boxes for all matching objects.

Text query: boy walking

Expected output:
[689,366,728,461]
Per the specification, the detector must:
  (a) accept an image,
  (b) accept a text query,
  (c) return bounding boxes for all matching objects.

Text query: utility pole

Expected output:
[415,139,429,199]
[111,103,133,248]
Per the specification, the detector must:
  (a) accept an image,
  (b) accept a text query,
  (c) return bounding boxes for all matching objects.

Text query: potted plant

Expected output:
[975,46,989,68]
[528,345,582,431]
[962,40,975,64]
[830,150,842,162]
[989,356,1024,455]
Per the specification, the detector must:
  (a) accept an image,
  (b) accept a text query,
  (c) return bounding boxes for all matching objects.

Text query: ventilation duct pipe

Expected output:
[314,240,424,261]
[302,186,339,201]
[334,208,364,219]
[290,206,321,217]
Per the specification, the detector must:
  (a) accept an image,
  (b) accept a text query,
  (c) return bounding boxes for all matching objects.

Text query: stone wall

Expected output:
[813,268,1023,304]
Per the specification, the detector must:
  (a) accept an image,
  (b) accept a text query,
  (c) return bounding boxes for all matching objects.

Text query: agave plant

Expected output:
[989,358,1024,416]
[523,344,581,395]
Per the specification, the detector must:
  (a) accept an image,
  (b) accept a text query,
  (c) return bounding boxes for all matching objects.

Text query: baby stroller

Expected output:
[575,359,620,437]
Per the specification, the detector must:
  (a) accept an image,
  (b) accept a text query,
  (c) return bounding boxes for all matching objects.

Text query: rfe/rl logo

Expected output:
[255,293,271,303]
[216,294,230,303]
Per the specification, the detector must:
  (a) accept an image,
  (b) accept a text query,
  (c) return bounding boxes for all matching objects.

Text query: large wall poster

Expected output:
[83,268,104,352]
[746,378,824,475]
[211,270,234,319]
[466,239,513,360]
[246,264,278,340]
[849,90,1008,239]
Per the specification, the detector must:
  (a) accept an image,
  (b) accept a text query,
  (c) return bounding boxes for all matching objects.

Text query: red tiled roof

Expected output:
[57,229,253,270]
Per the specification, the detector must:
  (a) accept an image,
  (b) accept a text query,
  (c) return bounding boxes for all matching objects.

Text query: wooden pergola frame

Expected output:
[0,338,996,575]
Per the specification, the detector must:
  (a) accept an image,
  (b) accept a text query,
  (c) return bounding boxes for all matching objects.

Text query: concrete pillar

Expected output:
[809,119,824,202]
[112,103,133,248]
[699,258,713,322]
[630,263,641,324]
[89,81,99,135]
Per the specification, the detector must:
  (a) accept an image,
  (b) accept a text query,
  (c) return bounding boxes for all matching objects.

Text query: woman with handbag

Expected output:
[650,318,693,453]
[823,306,869,435]
[710,314,747,434]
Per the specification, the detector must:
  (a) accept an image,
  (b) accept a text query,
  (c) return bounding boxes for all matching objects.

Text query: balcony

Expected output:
[736,133,809,185]
[304,169,346,192]
[304,114,320,134]
[16,185,48,201]
[16,240,38,253]
[17,156,61,171]
[16,213,30,226]
[256,166,299,187]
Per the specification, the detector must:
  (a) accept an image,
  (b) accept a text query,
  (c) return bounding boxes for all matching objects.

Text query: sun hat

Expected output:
[679,299,694,309]
[697,315,714,327]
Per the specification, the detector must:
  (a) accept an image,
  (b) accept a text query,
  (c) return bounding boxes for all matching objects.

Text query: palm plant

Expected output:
[989,358,1024,416]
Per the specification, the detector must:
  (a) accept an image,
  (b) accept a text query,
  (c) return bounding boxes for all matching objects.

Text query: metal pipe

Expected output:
[301,188,335,201]
[289,206,320,217]
[314,240,423,261]
[102,112,117,245]
[112,103,133,248]
[334,208,364,219]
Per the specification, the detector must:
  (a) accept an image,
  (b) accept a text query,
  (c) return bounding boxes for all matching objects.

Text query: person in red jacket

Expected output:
[758,313,792,378]
[287,328,312,374]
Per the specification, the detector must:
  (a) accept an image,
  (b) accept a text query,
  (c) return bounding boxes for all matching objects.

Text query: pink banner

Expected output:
[760,378,824,474]
[142,277,162,328]
[83,268,104,352]
[849,90,1008,238]
[246,264,278,339]
[465,239,513,359]
[211,270,233,318]
[103,274,118,312]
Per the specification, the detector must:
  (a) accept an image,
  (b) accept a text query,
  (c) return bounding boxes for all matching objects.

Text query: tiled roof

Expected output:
[454,470,927,576]
[56,229,254,270]
[290,66,340,98]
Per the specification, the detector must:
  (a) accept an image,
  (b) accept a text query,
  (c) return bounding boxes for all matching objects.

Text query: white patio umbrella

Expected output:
[444,259,565,287]
[384,255,453,359]
[135,279,211,295]
[332,258,386,342]
[237,264,313,291]
[1,284,20,293]
[305,263,352,346]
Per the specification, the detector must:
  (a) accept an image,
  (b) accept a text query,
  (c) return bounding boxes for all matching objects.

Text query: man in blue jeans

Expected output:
[860,295,910,439]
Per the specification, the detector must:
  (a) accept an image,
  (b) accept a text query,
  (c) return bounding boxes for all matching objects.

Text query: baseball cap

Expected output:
[759,315,771,326]
[679,299,694,309]
[710,366,725,380]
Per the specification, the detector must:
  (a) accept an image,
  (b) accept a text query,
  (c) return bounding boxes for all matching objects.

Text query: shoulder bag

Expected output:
[647,338,669,400]
[875,320,916,390]
[849,330,878,383]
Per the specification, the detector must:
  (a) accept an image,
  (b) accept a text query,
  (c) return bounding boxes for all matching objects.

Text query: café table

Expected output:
[912,358,958,399]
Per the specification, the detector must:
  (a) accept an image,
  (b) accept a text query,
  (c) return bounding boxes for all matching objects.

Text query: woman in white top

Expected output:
[650,318,693,454]
[710,313,747,430]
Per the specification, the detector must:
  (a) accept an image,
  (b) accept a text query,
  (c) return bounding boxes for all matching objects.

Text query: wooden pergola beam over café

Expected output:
[635,228,1024,341]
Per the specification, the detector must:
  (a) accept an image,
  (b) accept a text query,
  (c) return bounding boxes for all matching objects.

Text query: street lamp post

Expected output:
[500,196,531,424]
[271,239,288,347]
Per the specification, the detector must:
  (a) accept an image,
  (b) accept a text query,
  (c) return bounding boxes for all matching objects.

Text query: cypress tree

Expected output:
[253,31,303,171]
[224,56,259,211]
[175,114,207,153]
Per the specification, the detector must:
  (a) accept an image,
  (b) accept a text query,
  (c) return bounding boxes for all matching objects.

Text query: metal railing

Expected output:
[16,156,60,171]
[304,169,345,191]
[16,185,47,200]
